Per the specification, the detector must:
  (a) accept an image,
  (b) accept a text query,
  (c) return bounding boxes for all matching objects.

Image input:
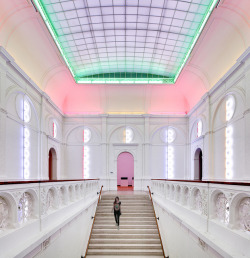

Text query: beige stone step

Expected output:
[89,238,161,245]
[88,243,162,249]
[92,229,158,234]
[91,233,160,239]
[94,220,156,225]
[86,254,163,258]
[93,224,157,229]
[97,210,154,214]
[96,213,154,217]
[94,216,156,222]
[87,249,163,256]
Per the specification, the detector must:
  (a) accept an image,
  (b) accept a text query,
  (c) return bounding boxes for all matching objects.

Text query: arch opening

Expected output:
[117,152,134,191]
[194,148,202,180]
[48,148,57,180]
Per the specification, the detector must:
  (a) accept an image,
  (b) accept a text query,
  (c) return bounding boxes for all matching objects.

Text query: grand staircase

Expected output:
[86,191,164,257]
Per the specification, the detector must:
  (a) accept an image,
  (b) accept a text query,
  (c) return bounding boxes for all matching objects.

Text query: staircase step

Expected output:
[93,225,157,229]
[92,229,158,234]
[88,243,162,249]
[94,221,156,225]
[87,249,163,256]
[96,213,154,217]
[91,233,160,239]
[90,238,161,244]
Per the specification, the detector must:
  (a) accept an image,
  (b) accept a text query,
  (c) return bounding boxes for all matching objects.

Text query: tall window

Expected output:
[225,95,235,179]
[162,128,176,179]
[53,122,57,138]
[197,120,203,138]
[83,128,91,179]
[23,98,31,179]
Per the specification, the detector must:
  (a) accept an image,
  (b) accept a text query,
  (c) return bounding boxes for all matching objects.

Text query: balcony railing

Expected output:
[0,179,100,257]
[151,179,250,257]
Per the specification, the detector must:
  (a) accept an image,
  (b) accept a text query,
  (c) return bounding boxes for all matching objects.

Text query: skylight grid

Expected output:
[34,0,217,84]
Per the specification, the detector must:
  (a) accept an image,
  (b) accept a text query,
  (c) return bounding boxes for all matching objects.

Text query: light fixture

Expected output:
[53,122,57,138]
[23,127,30,179]
[197,120,203,138]
[225,95,235,121]
[83,128,91,178]
[123,127,134,143]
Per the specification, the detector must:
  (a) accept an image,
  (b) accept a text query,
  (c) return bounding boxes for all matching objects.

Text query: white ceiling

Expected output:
[0,0,249,114]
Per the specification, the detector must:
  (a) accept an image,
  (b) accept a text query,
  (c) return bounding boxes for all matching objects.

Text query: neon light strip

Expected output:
[23,100,30,179]
[225,126,233,179]
[83,129,90,178]
[173,0,218,83]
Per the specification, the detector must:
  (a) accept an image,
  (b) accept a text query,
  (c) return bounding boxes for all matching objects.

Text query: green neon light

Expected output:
[173,0,218,83]
[33,0,217,85]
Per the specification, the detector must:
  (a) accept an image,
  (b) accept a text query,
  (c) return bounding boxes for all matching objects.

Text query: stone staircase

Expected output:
[86,192,164,257]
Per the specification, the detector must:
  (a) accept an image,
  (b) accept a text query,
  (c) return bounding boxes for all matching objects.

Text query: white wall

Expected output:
[188,48,250,182]
[1,47,250,186]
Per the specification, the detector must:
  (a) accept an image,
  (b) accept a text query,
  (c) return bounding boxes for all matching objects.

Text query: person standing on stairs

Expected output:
[113,196,121,229]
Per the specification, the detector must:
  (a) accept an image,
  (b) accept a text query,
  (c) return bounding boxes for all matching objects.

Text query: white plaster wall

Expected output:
[1,46,250,186]
[0,48,64,181]
[188,48,250,182]
[155,202,222,258]
[34,205,95,258]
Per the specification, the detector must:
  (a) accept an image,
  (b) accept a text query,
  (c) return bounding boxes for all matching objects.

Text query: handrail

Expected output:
[0,179,99,185]
[147,186,166,258]
[84,185,103,258]
[151,179,250,186]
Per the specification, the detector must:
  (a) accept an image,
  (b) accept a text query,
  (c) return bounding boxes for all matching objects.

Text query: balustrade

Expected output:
[0,180,99,233]
[151,180,250,233]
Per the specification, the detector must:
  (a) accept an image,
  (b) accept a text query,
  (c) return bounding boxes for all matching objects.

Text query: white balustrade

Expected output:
[0,180,99,233]
[151,180,250,233]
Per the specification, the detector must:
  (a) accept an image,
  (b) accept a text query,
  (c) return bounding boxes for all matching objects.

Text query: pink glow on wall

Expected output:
[117,152,134,186]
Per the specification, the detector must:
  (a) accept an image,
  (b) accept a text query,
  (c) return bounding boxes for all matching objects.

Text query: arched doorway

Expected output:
[49,148,57,180]
[194,148,202,180]
[117,152,134,190]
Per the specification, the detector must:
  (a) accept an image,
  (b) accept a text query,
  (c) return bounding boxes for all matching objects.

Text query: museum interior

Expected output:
[0,0,249,257]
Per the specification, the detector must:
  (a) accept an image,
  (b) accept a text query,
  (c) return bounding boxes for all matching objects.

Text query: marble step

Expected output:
[87,249,163,256]
[97,209,154,213]
[93,224,157,229]
[89,238,161,245]
[88,243,162,249]
[91,233,160,239]
[94,220,156,225]
[92,229,158,234]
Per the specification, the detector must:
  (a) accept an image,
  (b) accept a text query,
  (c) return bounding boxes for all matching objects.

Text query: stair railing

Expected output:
[84,185,103,258]
[148,185,166,258]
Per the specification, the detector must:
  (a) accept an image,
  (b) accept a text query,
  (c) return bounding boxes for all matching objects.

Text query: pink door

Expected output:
[117,152,134,186]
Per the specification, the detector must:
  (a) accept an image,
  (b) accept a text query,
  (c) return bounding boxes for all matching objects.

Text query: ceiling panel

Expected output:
[33,0,217,84]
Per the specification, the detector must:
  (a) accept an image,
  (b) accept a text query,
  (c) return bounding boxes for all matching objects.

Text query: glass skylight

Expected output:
[33,0,217,84]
